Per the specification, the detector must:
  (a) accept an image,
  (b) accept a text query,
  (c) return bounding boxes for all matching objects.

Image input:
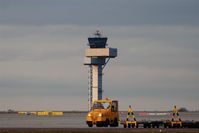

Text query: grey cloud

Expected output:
[0,24,198,110]
[0,76,86,96]
[0,0,198,26]
[0,49,79,61]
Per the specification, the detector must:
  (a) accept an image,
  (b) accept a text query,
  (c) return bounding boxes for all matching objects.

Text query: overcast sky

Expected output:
[0,0,198,111]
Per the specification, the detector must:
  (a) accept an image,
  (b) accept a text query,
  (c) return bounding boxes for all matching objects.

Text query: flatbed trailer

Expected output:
[182,121,196,128]
[137,120,164,128]
[121,120,199,128]
[120,106,199,129]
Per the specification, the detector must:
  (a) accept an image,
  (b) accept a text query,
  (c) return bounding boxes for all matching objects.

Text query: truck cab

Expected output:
[86,99,119,127]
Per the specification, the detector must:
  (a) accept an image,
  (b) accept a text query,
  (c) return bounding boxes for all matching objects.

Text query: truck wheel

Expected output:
[114,118,118,127]
[124,124,127,128]
[104,119,109,127]
[110,119,118,127]
[96,122,102,127]
[87,121,93,127]
[88,123,93,127]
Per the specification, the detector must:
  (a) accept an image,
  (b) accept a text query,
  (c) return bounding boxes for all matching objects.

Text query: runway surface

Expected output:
[1,112,199,128]
[0,128,198,133]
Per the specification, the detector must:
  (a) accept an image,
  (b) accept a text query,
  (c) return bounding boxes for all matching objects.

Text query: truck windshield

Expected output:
[93,102,110,109]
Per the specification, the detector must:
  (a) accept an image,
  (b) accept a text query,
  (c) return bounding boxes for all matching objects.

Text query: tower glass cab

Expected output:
[88,30,107,48]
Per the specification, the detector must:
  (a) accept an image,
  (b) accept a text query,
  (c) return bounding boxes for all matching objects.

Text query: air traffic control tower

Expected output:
[84,31,117,110]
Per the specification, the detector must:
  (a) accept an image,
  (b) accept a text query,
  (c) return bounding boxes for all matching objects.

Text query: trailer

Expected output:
[195,121,199,128]
[182,121,196,128]
[120,106,199,129]
[136,120,199,128]
[136,120,164,128]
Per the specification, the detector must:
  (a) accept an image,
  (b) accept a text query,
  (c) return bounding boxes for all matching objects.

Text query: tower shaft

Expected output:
[92,65,103,101]
[88,65,103,110]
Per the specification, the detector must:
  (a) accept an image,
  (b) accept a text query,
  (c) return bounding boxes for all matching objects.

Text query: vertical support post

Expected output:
[88,65,92,110]
[98,65,103,100]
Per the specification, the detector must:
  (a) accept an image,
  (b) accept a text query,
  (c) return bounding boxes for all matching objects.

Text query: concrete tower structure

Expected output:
[84,31,117,110]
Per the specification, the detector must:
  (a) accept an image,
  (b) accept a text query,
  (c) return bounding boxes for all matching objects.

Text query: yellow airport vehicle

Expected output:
[121,105,137,128]
[30,112,37,115]
[36,111,64,116]
[18,111,64,116]
[164,105,182,128]
[50,111,64,116]
[18,112,27,115]
[171,105,182,128]
[37,111,49,116]
[86,98,119,127]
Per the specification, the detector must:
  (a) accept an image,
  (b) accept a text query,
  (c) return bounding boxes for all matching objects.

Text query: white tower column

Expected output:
[92,65,102,103]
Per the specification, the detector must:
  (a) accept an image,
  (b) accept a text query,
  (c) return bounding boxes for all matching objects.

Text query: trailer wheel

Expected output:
[148,125,151,128]
[96,122,103,127]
